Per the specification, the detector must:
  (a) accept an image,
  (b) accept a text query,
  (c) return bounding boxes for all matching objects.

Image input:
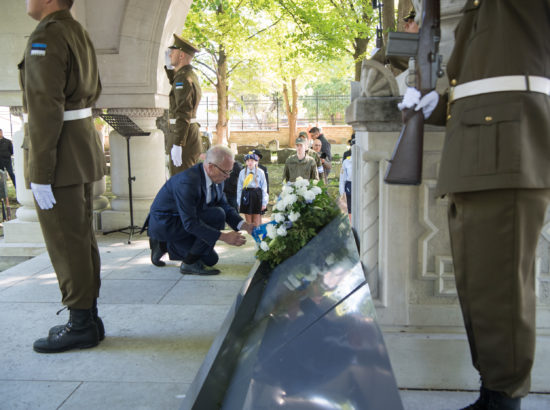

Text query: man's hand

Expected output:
[240,222,254,235]
[219,231,247,246]
[165,49,174,69]
[171,144,182,167]
[398,87,439,119]
[31,183,56,210]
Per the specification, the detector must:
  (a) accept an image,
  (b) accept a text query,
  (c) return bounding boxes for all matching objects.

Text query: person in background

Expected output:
[283,135,318,183]
[311,138,331,185]
[252,149,270,215]
[342,133,355,162]
[0,129,16,188]
[147,145,254,275]
[237,152,268,227]
[223,158,243,213]
[339,154,352,223]
[308,127,332,180]
[400,1,550,408]
[164,34,202,175]
[20,0,106,353]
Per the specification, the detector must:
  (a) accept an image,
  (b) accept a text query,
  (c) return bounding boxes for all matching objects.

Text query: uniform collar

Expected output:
[40,9,73,25]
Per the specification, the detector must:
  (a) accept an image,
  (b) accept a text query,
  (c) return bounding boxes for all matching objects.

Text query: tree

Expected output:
[302,78,351,125]
[182,0,275,145]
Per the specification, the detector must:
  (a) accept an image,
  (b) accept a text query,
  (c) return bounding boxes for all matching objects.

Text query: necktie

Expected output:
[210,183,217,204]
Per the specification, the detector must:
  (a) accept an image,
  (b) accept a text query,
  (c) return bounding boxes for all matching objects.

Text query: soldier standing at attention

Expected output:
[400,1,550,408]
[165,34,202,175]
[20,0,105,353]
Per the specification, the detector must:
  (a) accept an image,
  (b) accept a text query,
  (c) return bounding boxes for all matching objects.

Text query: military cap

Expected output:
[295,136,307,145]
[169,34,199,56]
[251,149,263,159]
[403,9,416,22]
[298,131,308,139]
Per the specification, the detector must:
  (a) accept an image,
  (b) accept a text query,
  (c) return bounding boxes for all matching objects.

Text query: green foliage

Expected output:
[255,178,340,267]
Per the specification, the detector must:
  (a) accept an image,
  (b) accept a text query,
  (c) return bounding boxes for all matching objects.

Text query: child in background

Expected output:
[339,154,352,223]
[237,152,268,226]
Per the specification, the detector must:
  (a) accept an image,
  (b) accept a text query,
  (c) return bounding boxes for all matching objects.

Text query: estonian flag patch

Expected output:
[175,82,184,90]
[30,43,47,56]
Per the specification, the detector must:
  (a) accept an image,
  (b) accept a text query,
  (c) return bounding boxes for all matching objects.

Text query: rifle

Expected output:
[372,1,384,49]
[384,0,443,185]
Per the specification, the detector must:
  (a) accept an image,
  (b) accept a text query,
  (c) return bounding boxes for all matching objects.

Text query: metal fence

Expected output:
[198,94,351,131]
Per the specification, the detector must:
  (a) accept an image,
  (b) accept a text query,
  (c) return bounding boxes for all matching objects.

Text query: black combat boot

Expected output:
[460,386,521,410]
[34,308,99,353]
[49,300,105,341]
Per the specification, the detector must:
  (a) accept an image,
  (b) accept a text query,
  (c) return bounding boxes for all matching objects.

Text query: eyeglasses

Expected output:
[210,162,232,176]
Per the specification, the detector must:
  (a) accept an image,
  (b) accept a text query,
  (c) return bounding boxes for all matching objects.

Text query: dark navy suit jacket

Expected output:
[148,163,243,247]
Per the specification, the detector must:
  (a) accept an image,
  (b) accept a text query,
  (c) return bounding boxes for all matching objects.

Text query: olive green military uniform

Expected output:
[165,64,202,175]
[19,10,105,310]
[428,0,550,398]
[283,155,319,183]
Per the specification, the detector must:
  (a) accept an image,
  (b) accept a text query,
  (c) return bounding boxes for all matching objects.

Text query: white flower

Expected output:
[277,225,288,237]
[295,178,309,189]
[275,200,287,211]
[311,186,322,195]
[260,241,269,251]
[288,211,300,222]
[303,190,316,201]
[274,213,285,223]
[281,184,294,196]
[282,193,298,208]
[311,179,319,185]
[266,223,278,239]
[296,186,308,197]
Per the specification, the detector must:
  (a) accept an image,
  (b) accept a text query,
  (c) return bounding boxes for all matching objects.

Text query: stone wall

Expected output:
[224,125,353,148]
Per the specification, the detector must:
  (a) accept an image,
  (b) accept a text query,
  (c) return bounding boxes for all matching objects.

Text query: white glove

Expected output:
[171,144,182,167]
[398,87,421,111]
[31,183,56,210]
[415,90,439,119]
[165,49,174,69]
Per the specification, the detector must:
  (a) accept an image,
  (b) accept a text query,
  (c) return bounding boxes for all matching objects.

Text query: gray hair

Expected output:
[205,145,234,165]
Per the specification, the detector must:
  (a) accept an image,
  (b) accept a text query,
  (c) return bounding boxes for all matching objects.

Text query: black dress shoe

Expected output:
[180,261,220,275]
[460,386,521,410]
[150,238,166,267]
[34,309,99,353]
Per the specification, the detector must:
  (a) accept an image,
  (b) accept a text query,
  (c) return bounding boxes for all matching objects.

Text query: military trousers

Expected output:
[447,188,550,398]
[169,124,202,176]
[36,182,101,309]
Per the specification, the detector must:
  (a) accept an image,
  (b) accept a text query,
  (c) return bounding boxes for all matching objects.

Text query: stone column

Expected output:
[99,108,166,232]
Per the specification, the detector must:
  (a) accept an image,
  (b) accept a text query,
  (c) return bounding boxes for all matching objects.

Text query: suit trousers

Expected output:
[447,188,550,398]
[36,183,101,309]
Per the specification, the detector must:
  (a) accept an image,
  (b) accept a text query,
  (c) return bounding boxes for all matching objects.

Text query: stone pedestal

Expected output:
[100,108,166,232]
[346,96,550,393]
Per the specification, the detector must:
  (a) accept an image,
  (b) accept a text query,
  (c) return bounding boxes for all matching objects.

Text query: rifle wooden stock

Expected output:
[384,108,424,185]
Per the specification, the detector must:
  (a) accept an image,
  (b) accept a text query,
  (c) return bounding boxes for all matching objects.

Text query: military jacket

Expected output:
[283,155,319,182]
[431,0,550,196]
[18,10,105,187]
[165,65,202,147]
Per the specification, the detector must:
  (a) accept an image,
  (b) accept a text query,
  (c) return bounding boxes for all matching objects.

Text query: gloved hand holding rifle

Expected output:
[384,0,443,185]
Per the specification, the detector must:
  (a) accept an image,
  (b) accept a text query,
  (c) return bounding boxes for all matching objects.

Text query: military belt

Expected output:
[450,75,550,103]
[169,118,198,125]
[22,108,92,123]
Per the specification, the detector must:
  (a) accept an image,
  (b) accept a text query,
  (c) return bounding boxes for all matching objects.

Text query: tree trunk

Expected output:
[215,46,228,145]
[282,79,298,148]
[353,37,369,82]
[383,0,396,43]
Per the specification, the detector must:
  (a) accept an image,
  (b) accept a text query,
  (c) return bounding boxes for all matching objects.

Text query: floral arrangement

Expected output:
[254,177,340,267]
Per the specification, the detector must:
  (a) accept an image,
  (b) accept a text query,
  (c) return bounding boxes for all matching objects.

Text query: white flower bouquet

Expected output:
[254,177,340,267]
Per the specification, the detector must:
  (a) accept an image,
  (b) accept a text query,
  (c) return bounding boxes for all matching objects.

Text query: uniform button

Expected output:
[485,116,493,122]
[473,0,480,6]
[447,114,452,121]
[451,79,457,86]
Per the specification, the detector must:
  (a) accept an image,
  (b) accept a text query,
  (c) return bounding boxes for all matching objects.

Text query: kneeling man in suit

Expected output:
[147,145,254,275]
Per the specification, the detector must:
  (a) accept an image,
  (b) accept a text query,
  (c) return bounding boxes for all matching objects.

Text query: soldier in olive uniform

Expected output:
[165,34,202,175]
[19,0,105,353]
[402,1,550,408]
[283,136,319,183]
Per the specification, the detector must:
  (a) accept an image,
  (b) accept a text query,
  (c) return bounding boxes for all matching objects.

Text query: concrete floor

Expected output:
[1,232,549,410]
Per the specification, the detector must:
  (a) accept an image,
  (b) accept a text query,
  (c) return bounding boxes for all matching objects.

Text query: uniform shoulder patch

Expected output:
[175,82,184,90]
[30,43,47,56]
